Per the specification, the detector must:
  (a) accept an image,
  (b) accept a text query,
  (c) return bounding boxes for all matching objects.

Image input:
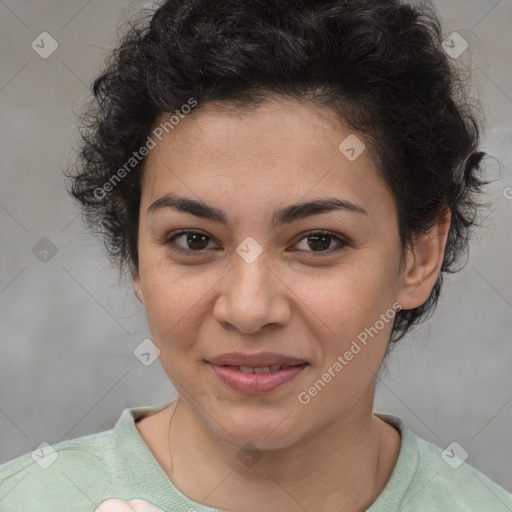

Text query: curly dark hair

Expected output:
[66,0,490,344]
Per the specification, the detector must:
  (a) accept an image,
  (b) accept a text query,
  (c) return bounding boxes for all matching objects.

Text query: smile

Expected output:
[208,362,309,394]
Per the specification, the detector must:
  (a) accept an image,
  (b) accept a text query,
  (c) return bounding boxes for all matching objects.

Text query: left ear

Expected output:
[397,209,451,310]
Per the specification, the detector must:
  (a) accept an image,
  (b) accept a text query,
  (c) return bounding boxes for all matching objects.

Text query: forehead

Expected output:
[140,97,394,223]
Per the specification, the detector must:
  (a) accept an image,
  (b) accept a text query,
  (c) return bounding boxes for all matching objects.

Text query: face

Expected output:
[133,96,445,450]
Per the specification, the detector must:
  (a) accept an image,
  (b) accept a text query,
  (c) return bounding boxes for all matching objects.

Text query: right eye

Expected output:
[164,229,219,255]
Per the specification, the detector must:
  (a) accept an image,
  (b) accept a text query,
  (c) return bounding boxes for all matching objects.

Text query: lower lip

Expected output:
[208,363,308,395]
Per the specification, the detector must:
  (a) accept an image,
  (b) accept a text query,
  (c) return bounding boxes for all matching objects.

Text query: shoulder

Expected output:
[379,413,512,511]
[0,428,119,511]
[0,428,115,478]
[0,404,173,512]
[412,435,512,509]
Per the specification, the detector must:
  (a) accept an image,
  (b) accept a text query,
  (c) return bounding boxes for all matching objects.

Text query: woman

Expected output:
[1,0,510,511]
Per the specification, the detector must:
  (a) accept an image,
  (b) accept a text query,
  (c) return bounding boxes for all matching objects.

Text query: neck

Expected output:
[137,386,400,512]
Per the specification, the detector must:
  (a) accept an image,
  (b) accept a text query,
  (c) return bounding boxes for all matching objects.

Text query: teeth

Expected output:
[254,366,271,374]
[236,365,284,373]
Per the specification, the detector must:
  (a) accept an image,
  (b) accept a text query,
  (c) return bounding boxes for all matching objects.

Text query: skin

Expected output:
[95,500,163,511]
[119,96,451,512]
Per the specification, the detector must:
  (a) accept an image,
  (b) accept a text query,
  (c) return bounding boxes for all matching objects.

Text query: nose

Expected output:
[213,252,292,335]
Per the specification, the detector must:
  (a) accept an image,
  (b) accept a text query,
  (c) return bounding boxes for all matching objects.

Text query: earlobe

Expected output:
[133,269,145,305]
[397,210,451,310]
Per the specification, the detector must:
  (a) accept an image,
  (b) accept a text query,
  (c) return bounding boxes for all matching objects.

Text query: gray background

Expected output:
[1,0,511,493]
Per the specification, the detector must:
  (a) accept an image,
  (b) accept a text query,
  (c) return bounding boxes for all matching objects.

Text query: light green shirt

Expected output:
[1,402,511,511]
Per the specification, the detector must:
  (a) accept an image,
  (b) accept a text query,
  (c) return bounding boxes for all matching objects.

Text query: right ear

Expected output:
[133,269,145,306]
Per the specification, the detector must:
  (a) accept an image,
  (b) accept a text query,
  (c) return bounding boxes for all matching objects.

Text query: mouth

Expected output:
[206,351,308,368]
[220,363,307,373]
[207,361,309,394]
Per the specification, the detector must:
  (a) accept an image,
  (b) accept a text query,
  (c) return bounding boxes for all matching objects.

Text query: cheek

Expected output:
[141,273,209,389]
[293,268,396,413]
[291,258,396,344]
[140,263,207,352]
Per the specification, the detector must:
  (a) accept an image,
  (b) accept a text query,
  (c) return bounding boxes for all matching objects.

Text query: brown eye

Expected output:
[163,229,347,257]
[293,231,347,255]
[165,230,217,254]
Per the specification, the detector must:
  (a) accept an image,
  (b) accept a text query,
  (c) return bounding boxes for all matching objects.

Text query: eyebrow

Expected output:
[147,194,368,226]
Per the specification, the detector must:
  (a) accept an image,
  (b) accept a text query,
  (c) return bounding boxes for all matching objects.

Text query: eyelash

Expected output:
[163,229,348,257]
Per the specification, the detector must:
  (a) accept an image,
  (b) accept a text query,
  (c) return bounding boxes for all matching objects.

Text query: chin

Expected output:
[208,406,305,451]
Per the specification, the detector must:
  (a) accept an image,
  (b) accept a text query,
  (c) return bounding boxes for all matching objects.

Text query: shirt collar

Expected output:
[113,401,220,511]
[367,412,420,511]
[113,404,419,512]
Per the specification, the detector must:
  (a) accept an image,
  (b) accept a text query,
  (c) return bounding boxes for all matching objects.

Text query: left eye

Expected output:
[164,230,347,255]
[292,231,347,254]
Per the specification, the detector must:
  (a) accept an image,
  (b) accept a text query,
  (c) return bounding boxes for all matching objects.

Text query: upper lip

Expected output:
[207,352,308,367]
